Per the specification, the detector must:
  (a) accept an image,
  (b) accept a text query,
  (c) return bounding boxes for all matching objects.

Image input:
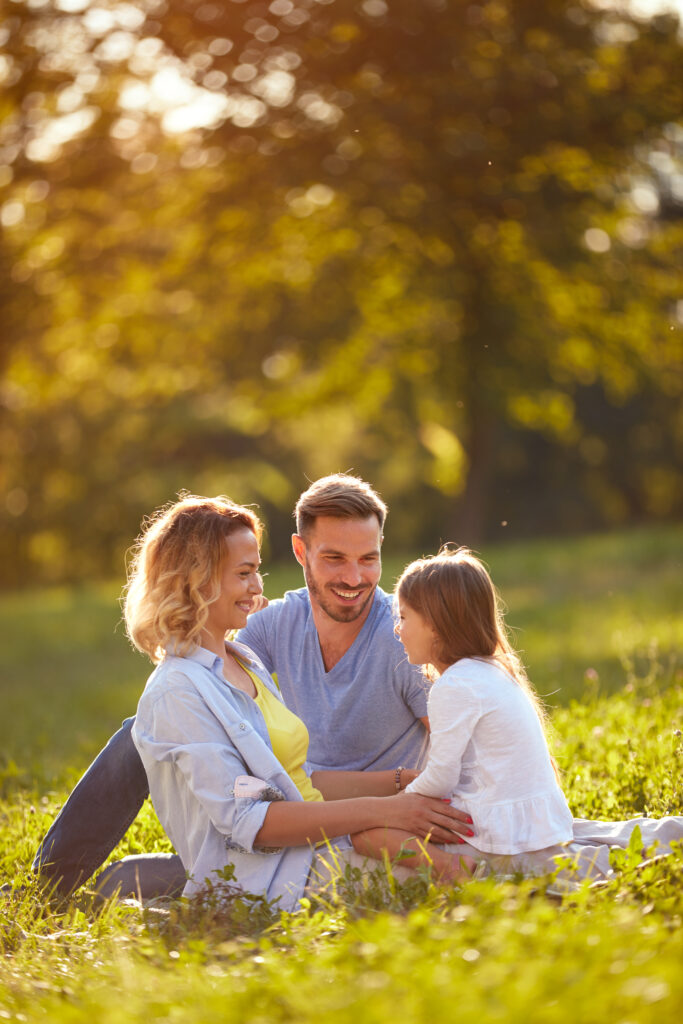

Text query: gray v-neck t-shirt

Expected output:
[237,587,428,772]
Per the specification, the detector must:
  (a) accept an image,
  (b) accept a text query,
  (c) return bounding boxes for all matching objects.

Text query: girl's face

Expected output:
[396,599,438,668]
[203,527,263,643]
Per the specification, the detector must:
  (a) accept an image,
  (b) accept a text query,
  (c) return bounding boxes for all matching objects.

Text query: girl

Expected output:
[121,496,466,909]
[352,547,682,885]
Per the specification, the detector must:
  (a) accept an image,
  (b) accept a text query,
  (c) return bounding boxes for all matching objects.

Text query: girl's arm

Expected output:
[351,828,475,883]
[406,679,481,799]
[254,791,467,848]
[310,768,419,799]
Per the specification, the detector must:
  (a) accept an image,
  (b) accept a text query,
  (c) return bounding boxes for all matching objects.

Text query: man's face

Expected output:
[292,515,383,624]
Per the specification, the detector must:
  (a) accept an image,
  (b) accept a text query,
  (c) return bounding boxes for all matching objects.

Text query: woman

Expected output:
[120,495,466,909]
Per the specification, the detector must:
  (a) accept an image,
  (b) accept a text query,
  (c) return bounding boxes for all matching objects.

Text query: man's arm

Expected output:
[311,768,420,799]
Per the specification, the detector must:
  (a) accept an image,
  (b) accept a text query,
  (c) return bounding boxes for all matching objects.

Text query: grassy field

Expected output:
[0,524,681,1022]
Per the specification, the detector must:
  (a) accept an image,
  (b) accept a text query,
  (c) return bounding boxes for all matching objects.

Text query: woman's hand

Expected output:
[382,792,473,844]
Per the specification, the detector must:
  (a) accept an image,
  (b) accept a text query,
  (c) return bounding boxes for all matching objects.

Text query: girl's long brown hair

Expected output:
[396,546,551,738]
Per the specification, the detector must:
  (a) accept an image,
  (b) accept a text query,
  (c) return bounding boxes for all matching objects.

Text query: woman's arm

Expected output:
[135,681,276,855]
[254,791,467,848]
[311,768,419,800]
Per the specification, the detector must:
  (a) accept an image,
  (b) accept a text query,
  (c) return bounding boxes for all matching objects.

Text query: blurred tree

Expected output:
[147,0,683,538]
[1,0,682,583]
[0,1,290,581]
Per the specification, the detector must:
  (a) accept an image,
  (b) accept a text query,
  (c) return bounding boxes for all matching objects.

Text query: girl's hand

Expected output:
[383,792,474,844]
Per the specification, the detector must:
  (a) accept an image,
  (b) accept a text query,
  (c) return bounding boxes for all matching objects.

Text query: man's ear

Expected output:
[291,534,306,567]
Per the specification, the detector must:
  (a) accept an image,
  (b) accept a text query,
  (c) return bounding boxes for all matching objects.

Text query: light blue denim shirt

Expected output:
[131,640,317,911]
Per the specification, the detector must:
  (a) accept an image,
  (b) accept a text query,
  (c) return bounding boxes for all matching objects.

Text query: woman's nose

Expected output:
[249,572,264,593]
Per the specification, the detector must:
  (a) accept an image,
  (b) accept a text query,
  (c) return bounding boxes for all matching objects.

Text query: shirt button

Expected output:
[239,723,246,730]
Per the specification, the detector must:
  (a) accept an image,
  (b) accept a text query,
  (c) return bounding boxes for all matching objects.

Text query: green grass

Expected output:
[0,524,681,1022]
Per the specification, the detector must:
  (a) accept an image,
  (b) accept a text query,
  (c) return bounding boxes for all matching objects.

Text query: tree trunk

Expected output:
[450,402,497,546]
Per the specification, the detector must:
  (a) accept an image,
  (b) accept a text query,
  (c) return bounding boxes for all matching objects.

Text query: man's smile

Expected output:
[329,586,369,602]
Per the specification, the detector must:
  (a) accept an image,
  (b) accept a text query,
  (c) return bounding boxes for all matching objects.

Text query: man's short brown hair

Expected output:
[294,474,388,538]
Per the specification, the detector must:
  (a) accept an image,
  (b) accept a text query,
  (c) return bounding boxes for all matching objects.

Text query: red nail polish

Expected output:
[467,829,474,837]
[467,816,474,824]
[457,837,465,844]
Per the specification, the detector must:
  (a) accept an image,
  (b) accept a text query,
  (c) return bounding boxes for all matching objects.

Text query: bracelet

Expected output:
[394,766,405,792]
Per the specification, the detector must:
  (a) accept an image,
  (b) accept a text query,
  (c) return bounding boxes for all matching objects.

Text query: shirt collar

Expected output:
[166,641,225,678]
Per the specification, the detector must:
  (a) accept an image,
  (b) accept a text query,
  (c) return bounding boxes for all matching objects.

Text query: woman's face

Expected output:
[396,599,438,668]
[203,527,263,642]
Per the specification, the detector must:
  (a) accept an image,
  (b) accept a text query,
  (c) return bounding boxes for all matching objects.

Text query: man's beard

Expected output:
[303,559,376,623]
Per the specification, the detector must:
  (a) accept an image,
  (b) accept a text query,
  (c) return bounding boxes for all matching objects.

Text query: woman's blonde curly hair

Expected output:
[123,494,263,663]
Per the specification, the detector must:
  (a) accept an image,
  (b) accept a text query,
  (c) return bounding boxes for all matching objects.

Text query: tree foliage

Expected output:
[1,0,682,584]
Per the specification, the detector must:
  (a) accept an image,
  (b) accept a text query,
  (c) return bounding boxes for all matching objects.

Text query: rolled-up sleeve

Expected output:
[133,681,271,855]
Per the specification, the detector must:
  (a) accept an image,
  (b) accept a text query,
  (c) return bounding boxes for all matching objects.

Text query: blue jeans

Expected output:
[33,717,185,898]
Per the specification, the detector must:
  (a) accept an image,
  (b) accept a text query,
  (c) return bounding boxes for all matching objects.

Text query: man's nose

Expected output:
[342,562,363,586]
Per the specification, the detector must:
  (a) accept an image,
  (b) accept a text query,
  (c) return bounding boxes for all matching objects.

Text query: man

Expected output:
[33,474,471,898]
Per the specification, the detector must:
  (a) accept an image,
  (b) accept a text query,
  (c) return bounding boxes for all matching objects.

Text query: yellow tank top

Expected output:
[242,664,323,803]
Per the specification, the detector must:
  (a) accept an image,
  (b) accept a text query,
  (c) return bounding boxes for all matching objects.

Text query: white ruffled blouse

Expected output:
[405,658,573,855]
